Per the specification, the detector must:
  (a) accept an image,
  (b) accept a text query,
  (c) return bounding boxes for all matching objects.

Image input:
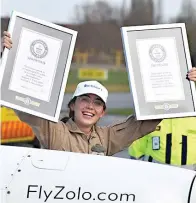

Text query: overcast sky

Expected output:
[1,0,196,23]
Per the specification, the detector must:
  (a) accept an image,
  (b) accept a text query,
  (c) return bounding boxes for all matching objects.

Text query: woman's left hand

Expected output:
[188,67,196,82]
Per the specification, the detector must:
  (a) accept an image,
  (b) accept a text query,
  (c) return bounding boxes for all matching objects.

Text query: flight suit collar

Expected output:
[66,118,96,138]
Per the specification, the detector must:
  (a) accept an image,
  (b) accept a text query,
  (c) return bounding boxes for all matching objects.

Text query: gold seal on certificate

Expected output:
[121,23,196,120]
[0,11,77,122]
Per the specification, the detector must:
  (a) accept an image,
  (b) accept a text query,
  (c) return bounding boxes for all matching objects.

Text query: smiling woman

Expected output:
[66,81,107,135]
[12,77,162,156]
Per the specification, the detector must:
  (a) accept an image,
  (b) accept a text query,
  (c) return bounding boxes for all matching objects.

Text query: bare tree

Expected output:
[123,0,155,26]
[173,0,196,58]
[73,0,122,24]
[180,0,196,21]
[154,0,163,24]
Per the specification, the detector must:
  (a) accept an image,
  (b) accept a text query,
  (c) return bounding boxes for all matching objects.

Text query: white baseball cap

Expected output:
[72,81,108,103]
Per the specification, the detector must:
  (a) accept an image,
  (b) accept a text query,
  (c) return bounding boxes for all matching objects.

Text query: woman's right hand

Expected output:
[3,31,12,49]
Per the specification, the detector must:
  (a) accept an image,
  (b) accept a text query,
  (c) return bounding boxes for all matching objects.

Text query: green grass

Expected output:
[65,69,130,93]
[107,108,134,116]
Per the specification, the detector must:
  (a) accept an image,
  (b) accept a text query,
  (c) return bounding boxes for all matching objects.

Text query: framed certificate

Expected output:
[121,23,196,120]
[0,11,77,122]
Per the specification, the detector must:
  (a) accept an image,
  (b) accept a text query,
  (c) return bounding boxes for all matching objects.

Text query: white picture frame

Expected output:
[121,23,196,120]
[0,11,77,122]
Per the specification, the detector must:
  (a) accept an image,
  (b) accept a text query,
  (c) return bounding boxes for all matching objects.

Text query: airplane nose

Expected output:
[189,175,196,203]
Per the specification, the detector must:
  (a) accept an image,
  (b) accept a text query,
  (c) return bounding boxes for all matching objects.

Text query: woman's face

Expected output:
[70,94,105,128]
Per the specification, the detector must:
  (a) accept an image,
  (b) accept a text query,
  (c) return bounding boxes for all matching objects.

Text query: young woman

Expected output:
[2,31,196,156]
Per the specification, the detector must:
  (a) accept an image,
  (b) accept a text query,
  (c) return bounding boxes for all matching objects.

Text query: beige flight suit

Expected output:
[16,111,160,156]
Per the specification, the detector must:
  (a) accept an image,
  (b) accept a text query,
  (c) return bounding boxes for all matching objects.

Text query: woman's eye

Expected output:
[94,100,103,106]
[81,97,89,102]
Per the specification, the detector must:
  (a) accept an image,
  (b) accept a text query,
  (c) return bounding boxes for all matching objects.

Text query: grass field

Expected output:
[65,69,130,93]
[107,108,134,116]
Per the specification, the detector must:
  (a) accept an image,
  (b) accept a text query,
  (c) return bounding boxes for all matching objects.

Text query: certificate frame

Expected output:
[0,11,77,122]
[121,23,196,120]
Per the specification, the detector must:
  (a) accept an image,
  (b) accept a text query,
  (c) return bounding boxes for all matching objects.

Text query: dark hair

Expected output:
[61,97,76,123]
[60,96,106,123]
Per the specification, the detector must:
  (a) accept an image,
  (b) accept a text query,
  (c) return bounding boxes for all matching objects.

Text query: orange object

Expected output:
[0,107,35,143]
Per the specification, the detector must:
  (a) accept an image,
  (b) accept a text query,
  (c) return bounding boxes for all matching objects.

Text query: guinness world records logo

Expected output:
[24,97,31,105]
[149,44,166,63]
[30,40,48,58]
